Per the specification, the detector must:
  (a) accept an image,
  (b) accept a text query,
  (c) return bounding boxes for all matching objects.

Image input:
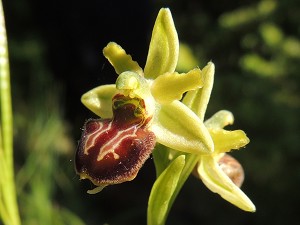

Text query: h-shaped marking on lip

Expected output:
[97,125,138,161]
[83,121,138,161]
[84,121,111,155]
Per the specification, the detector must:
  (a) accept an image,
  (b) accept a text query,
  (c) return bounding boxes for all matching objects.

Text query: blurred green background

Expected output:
[3,0,300,224]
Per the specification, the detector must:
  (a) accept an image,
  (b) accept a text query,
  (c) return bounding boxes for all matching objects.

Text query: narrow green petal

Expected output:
[197,156,256,212]
[151,68,204,104]
[103,42,143,75]
[144,8,179,79]
[182,62,215,120]
[148,155,185,225]
[81,84,117,118]
[205,110,234,129]
[209,129,250,154]
[150,101,214,154]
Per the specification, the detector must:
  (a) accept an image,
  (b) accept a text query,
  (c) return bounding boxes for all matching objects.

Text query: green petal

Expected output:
[182,62,215,120]
[81,84,117,118]
[204,110,234,129]
[144,8,179,79]
[147,155,185,225]
[151,68,204,104]
[209,129,250,154]
[150,101,214,154]
[103,42,143,75]
[197,156,256,212]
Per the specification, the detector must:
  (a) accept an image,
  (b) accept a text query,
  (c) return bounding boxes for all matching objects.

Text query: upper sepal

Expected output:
[144,8,179,79]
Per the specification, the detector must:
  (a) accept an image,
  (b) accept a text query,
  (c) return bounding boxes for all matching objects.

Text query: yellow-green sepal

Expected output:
[150,101,214,154]
[144,8,179,79]
[81,84,117,118]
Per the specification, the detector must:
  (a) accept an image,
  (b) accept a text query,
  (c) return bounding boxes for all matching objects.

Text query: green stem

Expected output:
[150,146,201,225]
[165,153,200,223]
[0,1,21,225]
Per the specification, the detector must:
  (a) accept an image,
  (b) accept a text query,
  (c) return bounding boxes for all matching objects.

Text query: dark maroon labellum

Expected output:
[75,94,156,188]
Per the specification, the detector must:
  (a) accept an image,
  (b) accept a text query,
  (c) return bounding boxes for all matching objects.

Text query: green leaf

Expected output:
[147,155,185,225]
[150,101,214,154]
[81,84,117,118]
[144,8,179,79]
[103,42,143,75]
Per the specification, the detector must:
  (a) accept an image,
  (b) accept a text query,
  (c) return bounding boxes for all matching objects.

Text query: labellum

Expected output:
[75,94,156,193]
[218,153,245,188]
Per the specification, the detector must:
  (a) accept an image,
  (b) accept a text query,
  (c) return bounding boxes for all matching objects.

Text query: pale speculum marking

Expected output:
[97,126,138,161]
[83,120,139,162]
[83,121,111,155]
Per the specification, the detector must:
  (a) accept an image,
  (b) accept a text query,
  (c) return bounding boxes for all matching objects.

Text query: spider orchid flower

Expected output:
[75,8,214,193]
[182,64,256,212]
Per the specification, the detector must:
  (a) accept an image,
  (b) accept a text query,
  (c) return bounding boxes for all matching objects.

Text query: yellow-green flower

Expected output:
[198,110,255,211]
[182,64,256,212]
[75,6,255,214]
[81,8,214,155]
[76,8,216,193]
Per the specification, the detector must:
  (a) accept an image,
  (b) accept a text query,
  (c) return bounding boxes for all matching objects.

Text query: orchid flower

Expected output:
[75,6,255,219]
[182,62,256,212]
[75,8,214,193]
[148,64,255,225]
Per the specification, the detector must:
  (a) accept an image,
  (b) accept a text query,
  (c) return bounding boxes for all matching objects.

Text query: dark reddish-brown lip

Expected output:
[75,94,156,187]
